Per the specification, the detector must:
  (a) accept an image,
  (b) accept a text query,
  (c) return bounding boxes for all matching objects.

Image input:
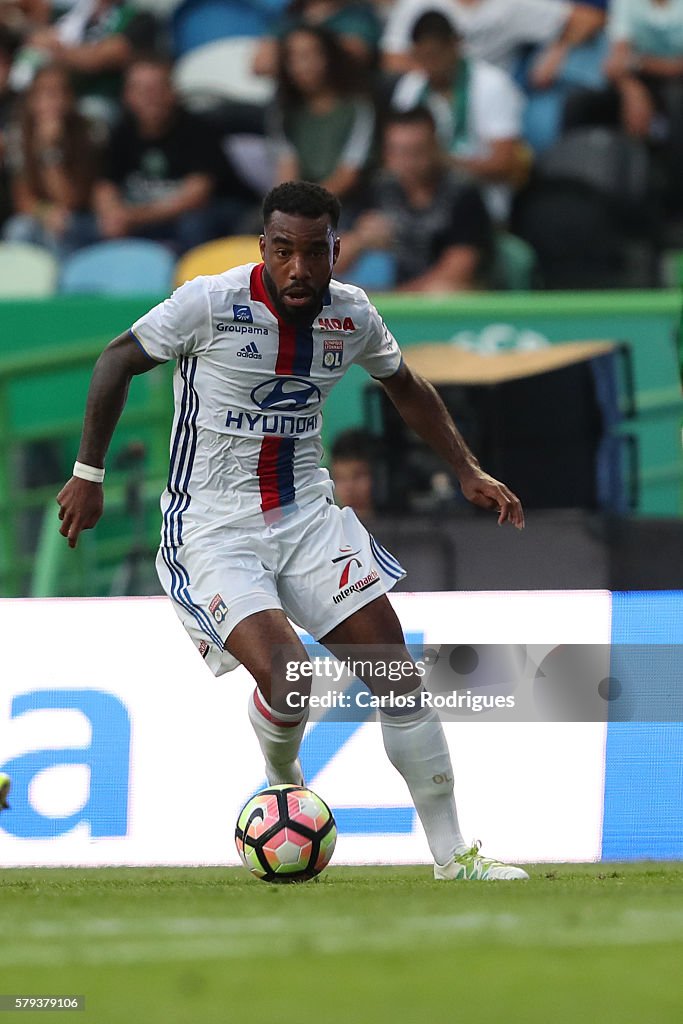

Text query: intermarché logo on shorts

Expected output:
[333,569,380,605]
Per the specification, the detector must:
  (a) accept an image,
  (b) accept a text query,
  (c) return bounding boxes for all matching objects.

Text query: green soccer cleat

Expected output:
[0,773,10,812]
[434,839,529,881]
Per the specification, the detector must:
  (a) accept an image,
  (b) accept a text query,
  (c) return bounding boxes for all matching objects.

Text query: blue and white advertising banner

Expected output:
[0,591,681,866]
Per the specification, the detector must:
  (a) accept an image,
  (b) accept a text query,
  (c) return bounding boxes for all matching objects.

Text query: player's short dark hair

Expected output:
[383,105,438,135]
[411,10,462,45]
[330,429,377,464]
[263,181,341,230]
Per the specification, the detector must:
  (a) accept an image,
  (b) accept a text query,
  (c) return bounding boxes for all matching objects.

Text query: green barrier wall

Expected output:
[0,290,681,596]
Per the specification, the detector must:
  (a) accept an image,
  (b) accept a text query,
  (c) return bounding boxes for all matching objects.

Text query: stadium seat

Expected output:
[511,179,625,290]
[172,0,273,57]
[532,128,658,284]
[537,128,650,211]
[175,235,261,285]
[174,38,274,107]
[0,243,58,298]
[490,233,537,291]
[60,240,176,295]
[337,251,397,291]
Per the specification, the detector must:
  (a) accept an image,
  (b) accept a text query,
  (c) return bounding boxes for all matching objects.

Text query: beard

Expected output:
[263,268,328,325]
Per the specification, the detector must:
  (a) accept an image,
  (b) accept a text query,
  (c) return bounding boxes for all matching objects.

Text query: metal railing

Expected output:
[0,341,172,596]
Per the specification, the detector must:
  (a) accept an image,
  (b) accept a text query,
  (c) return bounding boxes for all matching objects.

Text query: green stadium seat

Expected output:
[490,232,537,291]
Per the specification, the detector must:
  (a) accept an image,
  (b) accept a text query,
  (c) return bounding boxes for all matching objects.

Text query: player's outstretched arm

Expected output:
[56,332,162,548]
[380,361,525,529]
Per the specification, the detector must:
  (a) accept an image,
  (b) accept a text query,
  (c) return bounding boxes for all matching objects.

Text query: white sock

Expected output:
[248,688,308,786]
[380,691,467,865]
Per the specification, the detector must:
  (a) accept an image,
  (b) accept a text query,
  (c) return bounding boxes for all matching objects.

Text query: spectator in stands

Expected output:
[253,0,382,78]
[0,1,45,38]
[383,0,607,152]
[381,0,605,82]
[269,25,376,201]
[2,63,99,254]
[334,106,492,291]
[391,11,528,220]
[93,57,225,254]
[0,30,16,227]
[330,428,378,521]
[10,0,156,118]
[567,0,683,212]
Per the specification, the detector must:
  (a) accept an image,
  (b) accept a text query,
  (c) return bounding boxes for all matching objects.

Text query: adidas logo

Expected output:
[236,341,262,359]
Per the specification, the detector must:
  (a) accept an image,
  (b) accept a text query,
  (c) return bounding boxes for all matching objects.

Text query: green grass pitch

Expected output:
[1,863,682,1024]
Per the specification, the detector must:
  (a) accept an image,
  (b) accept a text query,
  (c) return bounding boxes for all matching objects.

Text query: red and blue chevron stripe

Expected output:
[256,436,296,512]
[250,263,313,511]
[162,356,224,650]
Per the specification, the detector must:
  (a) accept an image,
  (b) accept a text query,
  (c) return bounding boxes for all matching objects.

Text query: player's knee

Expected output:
[277,659,312,718]
[249,658,312,717]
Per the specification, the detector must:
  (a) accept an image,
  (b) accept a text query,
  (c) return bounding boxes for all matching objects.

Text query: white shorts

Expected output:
[156,498,406,676]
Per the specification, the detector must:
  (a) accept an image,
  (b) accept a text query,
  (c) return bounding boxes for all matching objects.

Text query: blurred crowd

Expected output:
[0,0,682,290]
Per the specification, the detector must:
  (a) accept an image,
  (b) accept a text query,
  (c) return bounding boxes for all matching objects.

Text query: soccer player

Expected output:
[57,181,528,881]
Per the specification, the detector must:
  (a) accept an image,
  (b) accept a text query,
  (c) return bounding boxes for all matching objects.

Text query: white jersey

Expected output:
[130,262,402,543]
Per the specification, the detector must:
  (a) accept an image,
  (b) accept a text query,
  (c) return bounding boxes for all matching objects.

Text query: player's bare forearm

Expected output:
[380,362,524,528]
[638,55,683,77]
[76,333,157,465]
[560,4,605,46]
[397,246,481,293]
[56,332,160,547]
[125,175,214,227]
[381,362,479,476]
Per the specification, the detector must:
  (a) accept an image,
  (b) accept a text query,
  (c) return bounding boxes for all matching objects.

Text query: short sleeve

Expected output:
[355,304,403,379]
[471,62,524,142]
[607,0,634,43]
[443,184,492,251]
[130,277,210,362]
[511,0,570,44]
[339,100,375,170]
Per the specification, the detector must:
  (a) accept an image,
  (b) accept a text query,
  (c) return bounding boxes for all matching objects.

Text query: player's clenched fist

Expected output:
[56,478,104,548]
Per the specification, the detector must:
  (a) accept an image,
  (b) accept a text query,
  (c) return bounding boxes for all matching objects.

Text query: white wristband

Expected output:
[73,461,105,483]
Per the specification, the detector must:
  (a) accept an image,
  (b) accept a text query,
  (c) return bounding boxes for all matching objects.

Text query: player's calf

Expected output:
[248,689,308,787]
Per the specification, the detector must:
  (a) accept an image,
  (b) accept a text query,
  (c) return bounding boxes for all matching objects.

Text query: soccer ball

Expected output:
[235,784,337,883]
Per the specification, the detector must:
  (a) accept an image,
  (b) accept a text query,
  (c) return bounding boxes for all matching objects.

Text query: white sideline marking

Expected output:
[3,908,683,967]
